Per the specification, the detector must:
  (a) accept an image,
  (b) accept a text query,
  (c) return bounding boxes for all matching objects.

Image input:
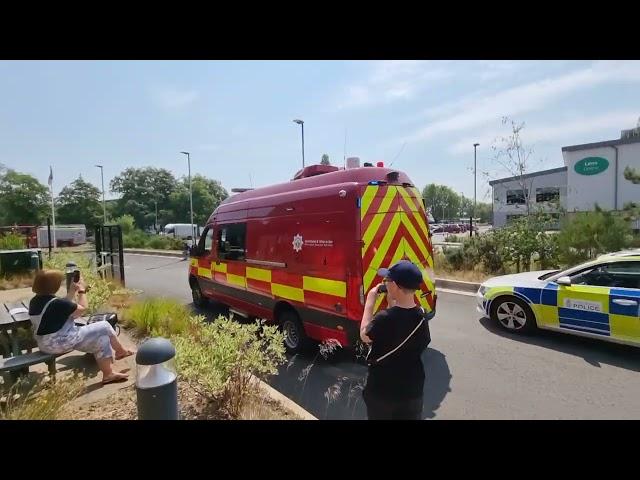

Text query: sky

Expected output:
[0,60,639,203]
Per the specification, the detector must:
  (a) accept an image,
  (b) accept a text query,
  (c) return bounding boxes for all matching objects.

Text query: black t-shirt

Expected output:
[28,295,78,335]
[364,306,431,401]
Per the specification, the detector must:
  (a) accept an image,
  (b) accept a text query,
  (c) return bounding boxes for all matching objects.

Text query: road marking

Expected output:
[125,253,187,260]
[437,288,477,297]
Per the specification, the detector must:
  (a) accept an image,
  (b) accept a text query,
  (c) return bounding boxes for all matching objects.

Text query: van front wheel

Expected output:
[279,310,310,354]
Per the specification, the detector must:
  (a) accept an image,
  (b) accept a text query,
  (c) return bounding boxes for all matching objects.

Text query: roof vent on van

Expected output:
[292,164,340,180]
[231,188,254,193]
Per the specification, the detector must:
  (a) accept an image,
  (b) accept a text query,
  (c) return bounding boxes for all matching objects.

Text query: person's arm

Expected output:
[68,279,87,319]
[360,283,383,344]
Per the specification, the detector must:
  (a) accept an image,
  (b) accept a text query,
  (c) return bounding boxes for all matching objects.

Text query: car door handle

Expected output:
[612,299,638,306]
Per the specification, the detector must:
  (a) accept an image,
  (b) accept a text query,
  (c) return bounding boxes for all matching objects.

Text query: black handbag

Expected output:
[85,312,120,336]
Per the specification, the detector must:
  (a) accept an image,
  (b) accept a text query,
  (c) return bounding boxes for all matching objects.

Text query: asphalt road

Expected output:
[124,253,640,420]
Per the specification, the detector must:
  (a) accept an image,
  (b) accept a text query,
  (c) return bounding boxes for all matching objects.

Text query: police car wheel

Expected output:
[280,311,309,354]
[490,296,536,334]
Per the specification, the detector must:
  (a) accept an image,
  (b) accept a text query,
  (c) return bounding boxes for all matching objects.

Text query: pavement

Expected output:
[123,253,640,419]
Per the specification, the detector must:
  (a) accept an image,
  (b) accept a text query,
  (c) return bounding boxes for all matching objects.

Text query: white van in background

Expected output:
[37,224,87,247]
[161,223,202,240]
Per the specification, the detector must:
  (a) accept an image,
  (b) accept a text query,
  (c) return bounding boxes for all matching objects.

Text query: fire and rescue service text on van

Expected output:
[188,161,436,353]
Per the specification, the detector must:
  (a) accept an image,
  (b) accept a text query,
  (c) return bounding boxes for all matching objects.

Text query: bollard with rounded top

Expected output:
[135,337,179,420]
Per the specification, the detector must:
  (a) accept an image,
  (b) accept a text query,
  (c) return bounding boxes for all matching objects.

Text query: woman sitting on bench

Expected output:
[28,269,134,385]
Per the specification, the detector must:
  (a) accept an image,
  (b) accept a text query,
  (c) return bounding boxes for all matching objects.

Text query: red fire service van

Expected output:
[188,162,436,353]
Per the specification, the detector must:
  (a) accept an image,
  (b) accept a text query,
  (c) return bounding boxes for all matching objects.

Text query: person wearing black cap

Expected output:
[360,260,431,420]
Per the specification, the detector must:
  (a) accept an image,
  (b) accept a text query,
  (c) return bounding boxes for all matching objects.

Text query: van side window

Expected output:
[217,223,247,261]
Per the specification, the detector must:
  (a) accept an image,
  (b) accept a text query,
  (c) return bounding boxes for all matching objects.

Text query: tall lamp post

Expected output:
[473,143,479,236]
[293,119,305,169]
[180,151,195,239]
[95,165,106,224]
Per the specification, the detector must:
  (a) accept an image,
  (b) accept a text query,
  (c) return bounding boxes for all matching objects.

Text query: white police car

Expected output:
[477,250,640,346]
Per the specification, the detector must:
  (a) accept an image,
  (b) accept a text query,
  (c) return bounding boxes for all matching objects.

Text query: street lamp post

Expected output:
[180,152,195,239]
[293,119,305,168]
[95,165,106,224]
[473,143,479,236]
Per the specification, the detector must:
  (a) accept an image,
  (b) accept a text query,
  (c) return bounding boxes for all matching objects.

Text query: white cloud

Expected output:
[400,61,640,145]
[448,110,640,156]
[335,60,454,110]
[150,86,199,110]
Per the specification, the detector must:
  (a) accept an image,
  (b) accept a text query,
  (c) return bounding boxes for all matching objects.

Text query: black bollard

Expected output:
[135,337,179,420]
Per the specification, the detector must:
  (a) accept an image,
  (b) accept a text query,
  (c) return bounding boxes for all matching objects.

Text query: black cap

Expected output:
[378,260,423,290]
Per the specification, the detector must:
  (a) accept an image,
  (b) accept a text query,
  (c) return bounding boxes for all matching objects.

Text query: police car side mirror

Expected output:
[556,276,572,286]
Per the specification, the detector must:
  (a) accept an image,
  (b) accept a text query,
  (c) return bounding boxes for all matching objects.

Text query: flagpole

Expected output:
[49,166,56,249]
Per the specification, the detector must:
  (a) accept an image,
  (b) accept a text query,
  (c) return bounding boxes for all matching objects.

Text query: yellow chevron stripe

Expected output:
[246,266,271,283]
[373,240,407,313]
[360,185,378,220]
[198,267,212,279]
[400,214,430,262]
[272,283,304,302]
[402,242,435,311]
[362,187,398,256]
[363,210,403,291]
[397,187,430,240]
[303,276,346,298]
[410,187,426,212]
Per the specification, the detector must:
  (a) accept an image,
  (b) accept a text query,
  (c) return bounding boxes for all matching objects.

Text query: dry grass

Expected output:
[1,375,85,420]
[62,380,298,420]
[239,391,300,420]
[434,269,490,283]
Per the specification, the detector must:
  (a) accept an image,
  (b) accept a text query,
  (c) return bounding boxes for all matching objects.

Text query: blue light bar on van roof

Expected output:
[368,181,379,185]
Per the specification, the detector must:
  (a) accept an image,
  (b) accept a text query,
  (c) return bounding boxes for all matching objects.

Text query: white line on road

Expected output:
[437,288,477,297]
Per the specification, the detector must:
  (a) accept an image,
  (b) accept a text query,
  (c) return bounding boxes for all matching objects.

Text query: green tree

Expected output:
[0,169,49,225]
[109,167,176,229]
[557,207,633,265]
[168,175,228,226]
[422,184,461,222]
[56,177,103,227]
[624,166,640,184]
[320,154,331,166]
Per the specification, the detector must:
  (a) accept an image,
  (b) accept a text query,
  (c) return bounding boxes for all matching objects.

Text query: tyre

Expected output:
[490,296,537,334]
[190,280,208,308]
[278,309,310,354]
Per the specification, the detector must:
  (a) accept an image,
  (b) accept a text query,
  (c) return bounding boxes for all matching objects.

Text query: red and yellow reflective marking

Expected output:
[191,259,346,305]
[360,184,435,314]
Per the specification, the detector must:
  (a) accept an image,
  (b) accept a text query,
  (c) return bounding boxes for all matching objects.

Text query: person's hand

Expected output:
[71,279,86,293]
[367,283,384,298]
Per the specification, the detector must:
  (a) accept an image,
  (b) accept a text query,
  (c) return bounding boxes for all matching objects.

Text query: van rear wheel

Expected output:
[279,310,310,354]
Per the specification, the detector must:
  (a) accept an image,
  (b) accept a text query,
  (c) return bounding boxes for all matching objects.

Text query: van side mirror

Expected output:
[556,276,572,286]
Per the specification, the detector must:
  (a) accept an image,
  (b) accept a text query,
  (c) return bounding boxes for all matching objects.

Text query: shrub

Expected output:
[122,298,193,337]
[174,316,286,418]
[114,214,135,234]
[556,208,633,265]
[0,233,26,251]
[123,230,150,248]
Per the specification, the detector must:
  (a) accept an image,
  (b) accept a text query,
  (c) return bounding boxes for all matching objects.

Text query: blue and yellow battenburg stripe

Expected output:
[483,283,640,341]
